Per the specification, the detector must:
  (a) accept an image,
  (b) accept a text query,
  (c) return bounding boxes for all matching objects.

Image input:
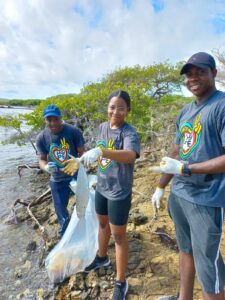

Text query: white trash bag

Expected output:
[45,165,98,284]
[75,163,90,219]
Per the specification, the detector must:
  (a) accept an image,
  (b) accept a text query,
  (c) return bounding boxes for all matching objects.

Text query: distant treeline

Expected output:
[0,99,43,106]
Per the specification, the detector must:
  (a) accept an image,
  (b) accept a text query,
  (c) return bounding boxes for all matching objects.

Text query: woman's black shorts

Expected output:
[95,190,132,226]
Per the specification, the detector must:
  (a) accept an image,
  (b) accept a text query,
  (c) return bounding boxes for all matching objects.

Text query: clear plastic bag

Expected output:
[45,166,98,284]
[75,163,90,218]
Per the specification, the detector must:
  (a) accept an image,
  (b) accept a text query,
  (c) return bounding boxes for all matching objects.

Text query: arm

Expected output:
[80,147,136,167]
[80,125,139,166]
[77,145,85,157]
[155,149,225,176]
[73,127,85,158]
[38,154,48,170]
[189,153,225,174]
[101,148,136,164]
[38,153,57,174]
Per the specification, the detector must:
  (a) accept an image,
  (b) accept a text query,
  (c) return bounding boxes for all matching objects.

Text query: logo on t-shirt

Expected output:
[97,139,115,172]
[179,113,202,159]
[49,137,70,167]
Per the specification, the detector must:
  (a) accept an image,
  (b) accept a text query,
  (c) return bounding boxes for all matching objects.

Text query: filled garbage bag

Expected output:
[45,165,98,284]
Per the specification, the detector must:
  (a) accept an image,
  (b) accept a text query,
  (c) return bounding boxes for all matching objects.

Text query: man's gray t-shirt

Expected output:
[96,122,140,201]
[36,123,84,182]
[172,90,225,207]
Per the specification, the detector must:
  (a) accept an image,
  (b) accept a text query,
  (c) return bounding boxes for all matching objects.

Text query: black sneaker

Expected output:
[112,280,128,300]
[84,255,110,272]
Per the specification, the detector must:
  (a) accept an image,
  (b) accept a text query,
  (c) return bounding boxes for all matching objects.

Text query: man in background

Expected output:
[36,104,84,237]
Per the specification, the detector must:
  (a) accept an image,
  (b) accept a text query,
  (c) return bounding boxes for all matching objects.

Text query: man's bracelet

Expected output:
[181,163,192,176]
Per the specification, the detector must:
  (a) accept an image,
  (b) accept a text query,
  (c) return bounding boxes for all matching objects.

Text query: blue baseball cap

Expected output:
[43,105,61,118]
[180,52,216,75]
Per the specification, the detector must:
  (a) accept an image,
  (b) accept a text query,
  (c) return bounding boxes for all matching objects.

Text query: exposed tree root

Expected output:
[4,189,51,238]
[17,163,40,177]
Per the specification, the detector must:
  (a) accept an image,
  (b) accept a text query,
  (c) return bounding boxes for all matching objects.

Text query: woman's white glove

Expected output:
[150,156,183,174]
[43,162,58,174]
[80,147,103,168]
[151,187,165,210]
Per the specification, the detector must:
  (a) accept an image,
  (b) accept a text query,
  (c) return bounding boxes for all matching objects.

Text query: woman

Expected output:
[80,90,140,300]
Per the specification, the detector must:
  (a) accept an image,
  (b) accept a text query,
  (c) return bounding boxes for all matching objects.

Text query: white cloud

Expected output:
[0,0,225,99]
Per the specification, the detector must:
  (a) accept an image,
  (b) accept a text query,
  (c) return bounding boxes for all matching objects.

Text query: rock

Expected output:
[15,280,21,286]
[68,273,85,291]
[26,241,37,252]
[89,285,100,298]
[70,290,82,296]
[19,253,28,263]
[14,268,22,278]
[130,212,148,226]
[22,260,31,270]
[99,280,110,290]
[36,288,44,300]
[129,208,148,226]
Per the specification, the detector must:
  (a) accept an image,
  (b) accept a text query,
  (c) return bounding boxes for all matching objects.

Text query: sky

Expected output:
[0,0,225,99]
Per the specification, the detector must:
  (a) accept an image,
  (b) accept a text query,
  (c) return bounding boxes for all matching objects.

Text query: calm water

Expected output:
[0,107,50,299]
[0,107,36,219]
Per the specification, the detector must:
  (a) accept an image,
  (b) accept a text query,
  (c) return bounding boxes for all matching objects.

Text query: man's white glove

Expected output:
[80,147,103,168]
[151,187,165,210]
[150,156,183,175]
[43,162,58,174]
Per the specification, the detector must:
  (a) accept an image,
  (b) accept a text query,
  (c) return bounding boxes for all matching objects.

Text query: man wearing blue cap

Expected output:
[151,52,225,300]
[36,105,85,237]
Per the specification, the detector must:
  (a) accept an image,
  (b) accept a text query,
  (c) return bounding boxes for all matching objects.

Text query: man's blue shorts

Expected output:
[168,193,225,294]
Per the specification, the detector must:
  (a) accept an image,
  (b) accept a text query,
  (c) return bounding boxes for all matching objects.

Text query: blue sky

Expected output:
[0,0,225,99]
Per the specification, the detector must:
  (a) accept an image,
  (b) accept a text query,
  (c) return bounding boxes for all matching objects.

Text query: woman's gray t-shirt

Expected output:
[96,122,140,201]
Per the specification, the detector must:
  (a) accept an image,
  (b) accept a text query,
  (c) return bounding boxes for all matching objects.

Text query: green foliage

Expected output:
[0,115,22,131]
[160,94,193,105]
[101,62,183,102]
[1,61,191,145]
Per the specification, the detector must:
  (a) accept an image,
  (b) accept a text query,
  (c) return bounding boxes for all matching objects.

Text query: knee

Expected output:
[112,233,126,245]
[99,221,109,230]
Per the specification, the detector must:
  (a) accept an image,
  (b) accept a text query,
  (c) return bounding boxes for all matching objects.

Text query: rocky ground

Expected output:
[9,144,225,300]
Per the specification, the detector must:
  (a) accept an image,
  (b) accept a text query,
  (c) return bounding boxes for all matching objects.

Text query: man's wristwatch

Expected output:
[181,163,192,176]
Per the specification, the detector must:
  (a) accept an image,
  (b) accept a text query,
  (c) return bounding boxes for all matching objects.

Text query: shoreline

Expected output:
[0,105,34,110]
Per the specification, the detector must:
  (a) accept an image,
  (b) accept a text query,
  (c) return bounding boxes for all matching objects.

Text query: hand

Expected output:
[62,155,79,176]
[44,162,58,174]
[151,187,165,210]
[150,156,183,175]
[80,147,103,168]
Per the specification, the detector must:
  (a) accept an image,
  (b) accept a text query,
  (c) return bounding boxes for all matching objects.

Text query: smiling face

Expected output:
[184,66,217,102]
[45,116,62,134]
[108,96,129,129]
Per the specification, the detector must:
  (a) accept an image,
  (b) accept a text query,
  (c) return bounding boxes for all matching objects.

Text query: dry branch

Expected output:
[5,189,51,240]
[17,163,40,177]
